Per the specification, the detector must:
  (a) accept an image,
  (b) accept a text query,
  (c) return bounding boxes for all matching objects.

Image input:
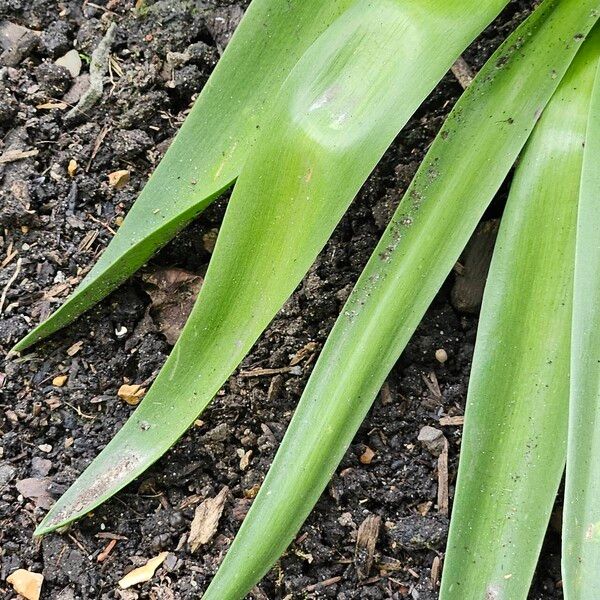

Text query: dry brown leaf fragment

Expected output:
[188,486,229,552]
[66,340,84,356]
[7,569,44,600]
[118,552,168,589]
[108,169,130,189]
[142,267,203,345]
[202,228,219,253]
[15,477,54,509]
[117,384,146,406]
[52,374,68,387]
[417,500,433,516]
[354,514,381,580]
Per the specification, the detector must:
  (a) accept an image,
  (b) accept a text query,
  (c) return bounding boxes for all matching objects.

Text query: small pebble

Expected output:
[55,49,82,77]
[52,374,68,387]
[435,348,448,364]
[417,426,446,457]
[114,325,128,338]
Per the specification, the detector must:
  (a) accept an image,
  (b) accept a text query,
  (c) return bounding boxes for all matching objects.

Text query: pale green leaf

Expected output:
[442,28,600,599]
[563,32,600,600]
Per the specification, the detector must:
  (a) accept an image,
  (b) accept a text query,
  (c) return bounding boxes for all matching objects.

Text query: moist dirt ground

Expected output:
[0,1,564,598]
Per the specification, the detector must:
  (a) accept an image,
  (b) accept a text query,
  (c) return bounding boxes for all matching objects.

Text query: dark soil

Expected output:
[0,1,562,598]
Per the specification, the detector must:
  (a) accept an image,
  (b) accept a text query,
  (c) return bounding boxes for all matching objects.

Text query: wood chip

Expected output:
[354,514,381,580]
[36,102,68,110]
[417,500,433,516]
[266,374,283,402]
[0,257,22,315]
[439,415,465,427]
[238,449,252,471]
[437,438,449,516]
[7,569,44,600]
[289,341,318,366]
[97,538,117,562]
[52,374,68,387]
[0,148,39,164]
[359,446,375,465]
[118,552,168,589]
[117,384,145,406]
[202,228,219,253]
[450,56,474,89]
[108,169,130,189]
[431,555,442,587]
[66,341,84,356]
[76,228,99,252]
[188,486,228,552]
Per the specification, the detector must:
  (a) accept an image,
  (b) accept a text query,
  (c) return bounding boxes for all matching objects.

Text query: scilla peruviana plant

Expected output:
[14,0,600,598]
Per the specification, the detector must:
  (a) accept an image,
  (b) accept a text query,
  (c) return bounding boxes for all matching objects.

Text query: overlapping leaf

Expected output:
[200,3,600,599]
[34,0,511,536]
[442,29,600,598]
[12,0,356,352]
[563,32,600,600]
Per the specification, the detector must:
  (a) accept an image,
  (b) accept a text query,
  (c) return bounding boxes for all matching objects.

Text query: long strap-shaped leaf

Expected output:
[563,33,600,600]
[441,30,600,600]
[12,0,356,353]
[200,3,600,599]
[34,0,511,536]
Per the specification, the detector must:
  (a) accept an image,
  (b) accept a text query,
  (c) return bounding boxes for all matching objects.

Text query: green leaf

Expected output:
[12,0,355,353]
[563,31,600,600]
[35,0,511,536]
[441,30,600,600]
[201,3,600,600]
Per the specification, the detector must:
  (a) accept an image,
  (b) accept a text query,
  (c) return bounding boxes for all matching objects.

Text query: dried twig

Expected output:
[437,438,449,515]
[0,149,39,164]
[304,576,342,593]
[0,257,22,314]
[239,365,301,378]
